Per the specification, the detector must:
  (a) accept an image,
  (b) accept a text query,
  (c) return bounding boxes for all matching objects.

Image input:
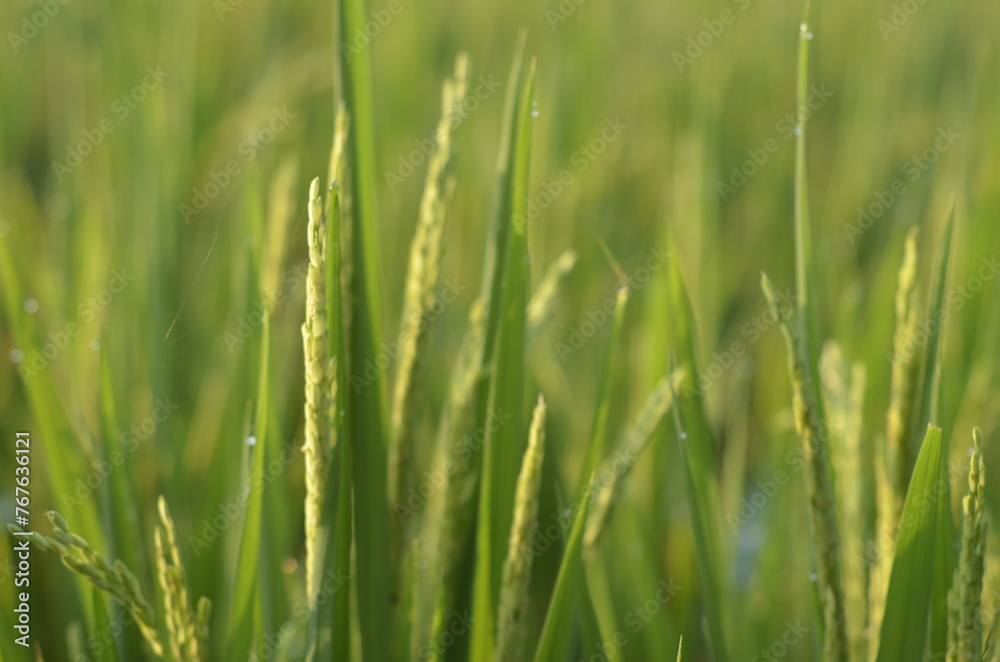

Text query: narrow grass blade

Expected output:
[581,286,628,483]
[326,105,353,662]
[583,553,621,662]
[911,205,954,445]
[477,31,527,364]
[331,445,354,662]
[929,465,955,659]
[911,208,955,656]
[92,589,120,662]
[0,233,102,549]
[875,424,948,662]
[0,604,16,662]
[98,350,140,575]
[532,472,595,662]
[98,348,145,659]
[338,0,391,655]
[226,313,270,658]
[469,54,536,658]
[793,3,821,373]
[666,233,730,662]
[575,286,627,662]
[772,6,850,656]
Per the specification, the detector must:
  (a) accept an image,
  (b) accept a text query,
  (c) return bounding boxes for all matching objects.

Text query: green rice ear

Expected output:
[302,176,332,606]
[495,395,547,662]
[155,496,206,662]
[951,428,987,659]
[19,514,165,657]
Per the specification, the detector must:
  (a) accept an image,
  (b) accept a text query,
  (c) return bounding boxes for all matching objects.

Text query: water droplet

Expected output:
[679,431,688,440]
[247,435,257,446]
[329,180,340,192]
[563,509,571,518]
[530,101,539,118]
[809,572,818,582]
[793,127,802,136]
[9,348,24,364]
[90,340,101,350]
[23,299,39,314]
[805,31,814,40]
[800,23,809,33]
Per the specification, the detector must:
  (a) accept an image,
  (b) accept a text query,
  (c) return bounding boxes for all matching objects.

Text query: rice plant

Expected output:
[1,0,998,660]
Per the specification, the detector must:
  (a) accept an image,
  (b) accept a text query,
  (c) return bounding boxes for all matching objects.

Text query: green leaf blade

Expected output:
[876,424,948,662]
[469,51,536,659]
[532,474,594,662]
[339,0,392,654]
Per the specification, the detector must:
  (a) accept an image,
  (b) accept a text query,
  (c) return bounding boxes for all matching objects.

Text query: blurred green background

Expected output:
[1,0,998,659]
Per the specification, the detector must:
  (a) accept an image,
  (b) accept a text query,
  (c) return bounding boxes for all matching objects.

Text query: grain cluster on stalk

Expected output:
[948,428,988,660]
[384,57,470,651]
[10,512,167,657]
[761,271,848,660]
[820,343,868,661]
[868,443,894,662]
[526,249,577,337]
[155,496,210,662]
[751,11,850,659]
[495,395,546,662]
[886,227,921,513]
[389,53,469,522]
[585,368,684,548]
[302,176,337,604]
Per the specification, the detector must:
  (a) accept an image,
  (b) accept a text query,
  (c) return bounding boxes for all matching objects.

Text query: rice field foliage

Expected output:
[1,0,999,660]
